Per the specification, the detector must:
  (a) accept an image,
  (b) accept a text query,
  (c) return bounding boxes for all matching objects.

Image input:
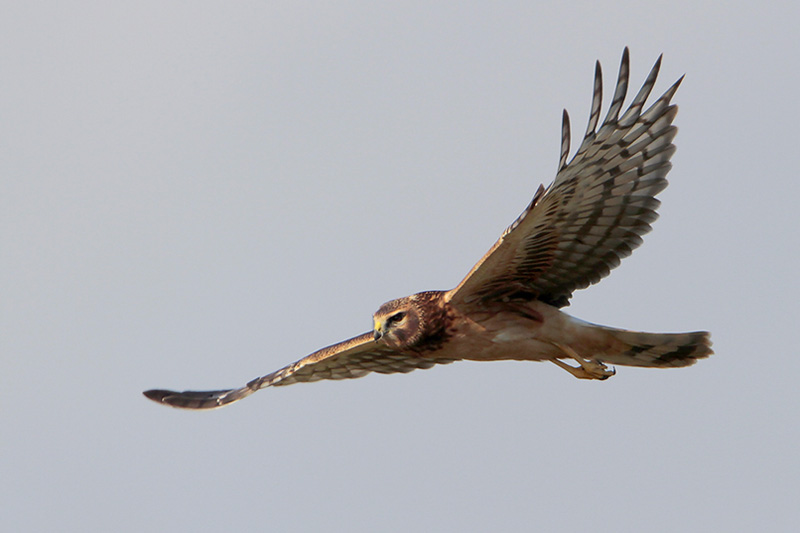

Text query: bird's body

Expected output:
[145,49,712,410]
[428,298,587,363]
[374,292,707,368]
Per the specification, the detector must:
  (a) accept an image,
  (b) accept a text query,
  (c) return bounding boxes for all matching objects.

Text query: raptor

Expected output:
[145,49,712,410]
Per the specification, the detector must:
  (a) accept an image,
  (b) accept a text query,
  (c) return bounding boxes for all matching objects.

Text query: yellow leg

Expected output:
[550,342,616,380]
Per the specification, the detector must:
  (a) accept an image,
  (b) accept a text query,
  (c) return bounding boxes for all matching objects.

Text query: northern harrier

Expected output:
[144,49,712,410]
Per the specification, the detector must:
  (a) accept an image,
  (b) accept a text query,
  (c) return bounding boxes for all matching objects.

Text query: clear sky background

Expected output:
[3,2,799,532]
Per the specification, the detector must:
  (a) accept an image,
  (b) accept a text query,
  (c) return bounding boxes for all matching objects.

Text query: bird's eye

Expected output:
[388,312,406,324]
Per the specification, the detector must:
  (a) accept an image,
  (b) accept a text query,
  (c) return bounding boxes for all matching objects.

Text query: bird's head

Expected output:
[372,295,426,349]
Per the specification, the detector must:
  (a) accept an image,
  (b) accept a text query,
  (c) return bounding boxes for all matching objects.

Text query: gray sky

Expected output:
[3,2,799,532]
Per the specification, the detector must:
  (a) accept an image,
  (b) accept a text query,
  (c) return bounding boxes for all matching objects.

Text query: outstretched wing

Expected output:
[143,332,455,409]
[447,48,682,309]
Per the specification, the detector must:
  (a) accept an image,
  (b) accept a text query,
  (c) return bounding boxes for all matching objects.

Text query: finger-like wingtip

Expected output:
[143,384,256,410]
[653,53,663,72]
[143,388,201,409]
[558,109,571,171]
[603,48,631,125]
[660,74,685,106]
[583,61,603,139]
[143,389,171,403]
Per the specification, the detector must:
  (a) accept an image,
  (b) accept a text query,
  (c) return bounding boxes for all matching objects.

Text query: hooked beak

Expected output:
[373,317,384,341]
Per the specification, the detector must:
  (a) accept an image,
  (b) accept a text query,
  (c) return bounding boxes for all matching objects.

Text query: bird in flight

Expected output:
[144,48,712,410]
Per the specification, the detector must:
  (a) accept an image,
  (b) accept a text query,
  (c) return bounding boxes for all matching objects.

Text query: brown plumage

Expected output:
[144,48,712,410]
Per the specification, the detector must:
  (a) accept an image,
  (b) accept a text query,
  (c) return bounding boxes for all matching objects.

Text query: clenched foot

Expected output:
[550,342,616,380]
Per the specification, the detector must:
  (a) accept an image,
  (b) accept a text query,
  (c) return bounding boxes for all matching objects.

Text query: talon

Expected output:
[597,365,616,380]
[550,343,616,380]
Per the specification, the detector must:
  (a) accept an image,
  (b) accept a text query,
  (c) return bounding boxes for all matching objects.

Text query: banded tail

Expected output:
[598,327,713,368]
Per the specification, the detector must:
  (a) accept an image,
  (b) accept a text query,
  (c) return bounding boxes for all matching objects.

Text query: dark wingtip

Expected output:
[142,385,254,410]
[143,389,172,403]
[662,74,685,103]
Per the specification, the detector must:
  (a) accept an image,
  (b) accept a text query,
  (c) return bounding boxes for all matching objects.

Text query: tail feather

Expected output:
[598,328,713,368]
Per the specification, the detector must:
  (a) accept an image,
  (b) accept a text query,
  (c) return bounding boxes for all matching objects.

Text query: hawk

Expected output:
[144,48,712,410]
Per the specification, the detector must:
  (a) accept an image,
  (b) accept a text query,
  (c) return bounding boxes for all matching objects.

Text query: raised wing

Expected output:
[143,332,455,409]
[447,48,681,309]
